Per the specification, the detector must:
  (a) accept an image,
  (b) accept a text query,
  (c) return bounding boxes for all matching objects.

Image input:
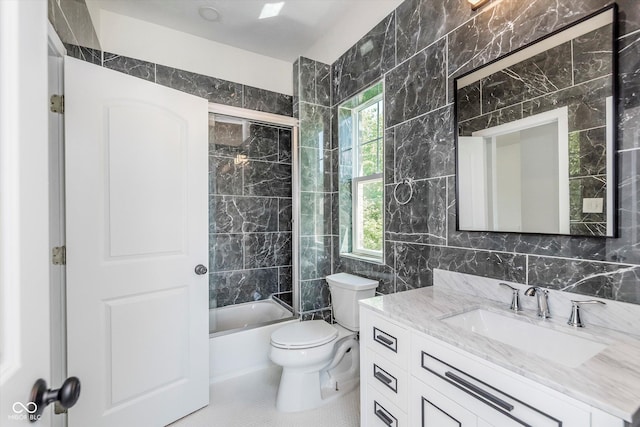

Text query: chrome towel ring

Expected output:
[393,178,414,205]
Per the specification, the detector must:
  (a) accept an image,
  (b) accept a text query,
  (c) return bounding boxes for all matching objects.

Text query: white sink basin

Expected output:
[442,309,607,368]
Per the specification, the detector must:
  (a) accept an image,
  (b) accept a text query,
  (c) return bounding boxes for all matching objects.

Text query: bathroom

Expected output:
[1,0,640,425]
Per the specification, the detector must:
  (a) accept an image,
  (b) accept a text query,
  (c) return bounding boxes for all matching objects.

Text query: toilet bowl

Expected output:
[269,273,378,412]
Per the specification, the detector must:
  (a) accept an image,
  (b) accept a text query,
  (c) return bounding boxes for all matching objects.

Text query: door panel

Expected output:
[65,56,208,427]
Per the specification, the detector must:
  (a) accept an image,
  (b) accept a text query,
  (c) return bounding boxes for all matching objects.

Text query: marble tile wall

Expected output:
[295,57,335,318]
[331,0,640,305]
[63,46,293,116]
[457,24,613,235]
[208,122,293,308]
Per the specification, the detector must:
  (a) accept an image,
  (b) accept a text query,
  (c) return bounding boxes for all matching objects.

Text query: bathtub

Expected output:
[209,299,297,382]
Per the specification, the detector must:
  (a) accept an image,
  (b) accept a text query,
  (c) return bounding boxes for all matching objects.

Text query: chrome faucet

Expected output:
[499,283,522,312]
[568,299,606,328]
[525,287,551,319]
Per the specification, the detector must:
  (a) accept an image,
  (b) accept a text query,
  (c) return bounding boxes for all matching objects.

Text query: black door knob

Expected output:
[29,377,81,421]
[194,264,208,275]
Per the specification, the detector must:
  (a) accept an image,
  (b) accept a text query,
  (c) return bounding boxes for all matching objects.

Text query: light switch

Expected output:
[583,198,604,213]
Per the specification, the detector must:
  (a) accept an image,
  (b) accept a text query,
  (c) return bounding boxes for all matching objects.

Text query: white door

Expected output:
[0,1,52,425]
[65,57,209,427]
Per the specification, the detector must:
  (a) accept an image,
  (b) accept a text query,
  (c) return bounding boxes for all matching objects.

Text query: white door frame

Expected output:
[47,22,68,427]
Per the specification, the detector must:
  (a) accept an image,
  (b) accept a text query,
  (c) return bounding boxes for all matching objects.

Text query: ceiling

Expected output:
[88,0,404,62]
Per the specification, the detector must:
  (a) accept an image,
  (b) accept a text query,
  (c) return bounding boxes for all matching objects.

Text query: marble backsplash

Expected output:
[330,0,640,306]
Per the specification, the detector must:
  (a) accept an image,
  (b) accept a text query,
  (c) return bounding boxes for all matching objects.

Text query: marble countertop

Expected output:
[360,286,640,422]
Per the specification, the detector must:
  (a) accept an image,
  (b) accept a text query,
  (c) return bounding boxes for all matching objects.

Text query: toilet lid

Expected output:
[271,320,338,349]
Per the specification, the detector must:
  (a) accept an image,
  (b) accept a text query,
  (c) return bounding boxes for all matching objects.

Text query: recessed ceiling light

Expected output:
[259,2,285,20]
[198,6,220,22]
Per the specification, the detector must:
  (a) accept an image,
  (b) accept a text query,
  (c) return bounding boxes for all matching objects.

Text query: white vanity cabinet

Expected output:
[359,306,627,427]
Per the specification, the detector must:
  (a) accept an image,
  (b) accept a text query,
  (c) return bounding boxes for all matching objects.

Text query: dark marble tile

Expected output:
[333,13,396,104]
[568,127,607,177]
[300,147,332,193]
[244,232,292,269]
[156,64,242,106]
[209,233,243,272]
[336,256,396,295]
[456,82,481,122]
[300,103,331,149]
[243,85,293,116]
[620,31,640,112]
[384,127,395,185]
[394,106,454,181]
[293,58,300,110]
[572,24,613,85]
[395,0,472,64]
[299,57,317,104]
[210,195,277,233]
[316,62,332,107]
[210,268,279,307]
[429,245,527,282]
[279,128,292,164]
[619,0,640,35]
[300,236,332,281]
[522,76,610,132]
[300,193,332,236]
[481,42,572,113]
[279,266,293,293]
[58,0,100,50]
[528,256,640,304]
[301,309,333,322]
[395,243,432,291]
[278,198,292,232]
[385,38,447,127]
[386,178,447,245]
[209,156,243,196]
[301,279,331,311]
[64,43,101,65]
[103,52,155,82]
[458,104,523,136]
[569,175,607,223]
[244,161,292,198]
[620,105,640,151]
[331,191,339,236]
[246,124,279,162]
[570,223,608,236]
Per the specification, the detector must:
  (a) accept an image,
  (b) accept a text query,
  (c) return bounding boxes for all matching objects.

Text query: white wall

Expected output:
[495,134,522,232]
[93,9,293,95]
[303,0,404,64]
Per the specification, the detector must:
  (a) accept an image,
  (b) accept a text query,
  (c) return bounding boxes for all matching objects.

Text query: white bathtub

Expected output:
[209,299,297,383]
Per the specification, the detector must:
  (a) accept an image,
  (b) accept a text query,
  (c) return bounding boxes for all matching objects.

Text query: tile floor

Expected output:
[169,366,360,427]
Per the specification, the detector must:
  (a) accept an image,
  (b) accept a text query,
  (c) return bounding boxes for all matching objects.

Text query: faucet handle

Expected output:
[568,299,606,328]
[499,283,522,312]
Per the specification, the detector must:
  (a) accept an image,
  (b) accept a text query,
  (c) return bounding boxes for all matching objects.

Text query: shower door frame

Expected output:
[208,103,300,315]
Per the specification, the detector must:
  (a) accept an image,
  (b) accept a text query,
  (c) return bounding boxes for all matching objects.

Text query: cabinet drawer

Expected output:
[361,308,409,368]
[366,349,408,410]
[411,331,591,427]
[364,385,407,427]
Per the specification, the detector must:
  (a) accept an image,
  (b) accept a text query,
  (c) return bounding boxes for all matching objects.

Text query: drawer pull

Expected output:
[376,335,393,345]
[373,327,397,352]
[445,371,514,412]
[374,371,393,384]
[374,401,397,427]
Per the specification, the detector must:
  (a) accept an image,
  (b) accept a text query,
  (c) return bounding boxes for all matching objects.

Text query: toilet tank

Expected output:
[326,273,378,331]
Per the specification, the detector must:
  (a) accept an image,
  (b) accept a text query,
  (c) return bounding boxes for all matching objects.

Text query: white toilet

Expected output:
[269,272,378,412]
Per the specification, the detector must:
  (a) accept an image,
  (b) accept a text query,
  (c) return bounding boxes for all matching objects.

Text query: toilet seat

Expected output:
[271,320,338,349]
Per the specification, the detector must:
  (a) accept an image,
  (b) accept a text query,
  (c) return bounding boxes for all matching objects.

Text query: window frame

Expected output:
[350,93,384,260]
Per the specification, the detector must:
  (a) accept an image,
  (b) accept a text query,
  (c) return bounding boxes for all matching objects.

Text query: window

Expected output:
[338,82,384,261]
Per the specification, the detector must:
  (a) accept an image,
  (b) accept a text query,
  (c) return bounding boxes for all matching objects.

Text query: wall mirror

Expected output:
[454,4,617,237]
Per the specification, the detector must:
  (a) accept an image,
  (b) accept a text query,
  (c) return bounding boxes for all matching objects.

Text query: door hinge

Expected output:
[50,94,64,114]
[52,246,66,265]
